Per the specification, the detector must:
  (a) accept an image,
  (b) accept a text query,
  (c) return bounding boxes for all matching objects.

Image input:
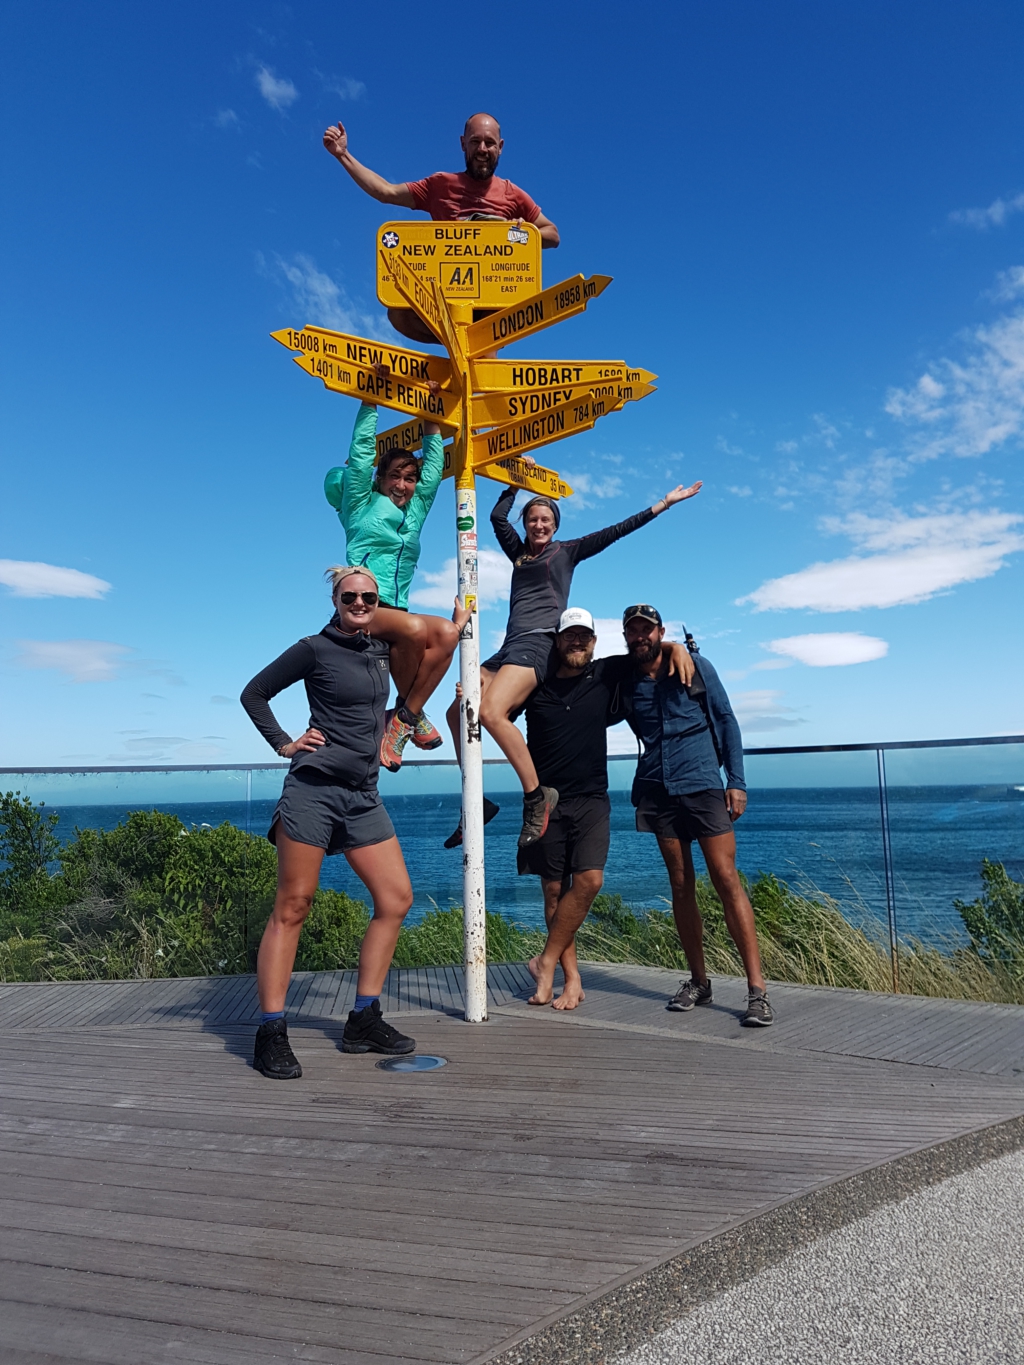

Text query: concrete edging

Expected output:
[480,1112,1024,1365]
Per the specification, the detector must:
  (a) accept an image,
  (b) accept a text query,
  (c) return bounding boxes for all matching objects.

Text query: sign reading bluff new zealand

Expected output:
[271,326,453,387]
[462,274,612,358]
[377,220,542,310]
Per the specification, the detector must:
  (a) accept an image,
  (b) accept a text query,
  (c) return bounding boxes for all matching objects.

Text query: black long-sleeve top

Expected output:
[240,621,391,790]
[490,486,656,637]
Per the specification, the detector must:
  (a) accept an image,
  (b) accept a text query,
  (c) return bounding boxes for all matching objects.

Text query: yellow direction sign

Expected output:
[476,455,574,500]
[471,379,655,428]
[384,249,463,376]
[463,274,612,358]
[470,359,657,392]
[293,354,460,429]
[470,391,621,466]
[377,220,542,311]
[271,326,452,387]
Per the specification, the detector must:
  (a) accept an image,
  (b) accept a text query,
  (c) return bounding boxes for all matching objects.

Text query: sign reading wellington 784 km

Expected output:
[270,219,659,1026]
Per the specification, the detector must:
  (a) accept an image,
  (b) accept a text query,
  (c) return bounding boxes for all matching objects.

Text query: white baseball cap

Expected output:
[557,607,596,635]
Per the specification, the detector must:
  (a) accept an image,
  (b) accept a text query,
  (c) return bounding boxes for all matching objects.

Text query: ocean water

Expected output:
[43,786,1024,945]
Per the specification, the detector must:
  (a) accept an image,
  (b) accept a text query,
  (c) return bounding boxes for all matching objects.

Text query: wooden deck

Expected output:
[1,965,1022,1364]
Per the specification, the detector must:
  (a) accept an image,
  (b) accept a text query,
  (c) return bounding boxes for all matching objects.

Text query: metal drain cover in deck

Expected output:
[376,1054,448,1072]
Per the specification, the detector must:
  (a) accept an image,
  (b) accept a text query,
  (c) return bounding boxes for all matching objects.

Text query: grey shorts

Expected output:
[634,784,734,843]
[269,769,395,855]
[482,631,556,682]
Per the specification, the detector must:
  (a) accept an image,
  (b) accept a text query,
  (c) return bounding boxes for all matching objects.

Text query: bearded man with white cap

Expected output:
[518,608,691,1009]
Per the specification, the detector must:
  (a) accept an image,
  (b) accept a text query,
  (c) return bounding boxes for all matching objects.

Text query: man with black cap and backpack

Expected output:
[609,604,774,1027]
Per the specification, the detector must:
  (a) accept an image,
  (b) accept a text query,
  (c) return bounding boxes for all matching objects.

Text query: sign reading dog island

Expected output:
[273,227,657,1026]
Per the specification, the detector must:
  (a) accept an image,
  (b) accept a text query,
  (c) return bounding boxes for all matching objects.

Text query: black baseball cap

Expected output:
[622,603,663,626]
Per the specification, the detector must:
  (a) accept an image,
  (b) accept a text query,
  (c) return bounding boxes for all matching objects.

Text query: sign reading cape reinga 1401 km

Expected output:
[271,217,657,1022]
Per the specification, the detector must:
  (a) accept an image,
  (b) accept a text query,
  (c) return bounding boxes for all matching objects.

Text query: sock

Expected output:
[524,786,543,803]
[397,704,418,724]
[353,994,379,1014]
[261,1010,285,1025]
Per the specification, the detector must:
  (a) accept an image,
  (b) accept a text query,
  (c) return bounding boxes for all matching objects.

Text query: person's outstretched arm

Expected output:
[323,122,416,207]
[490,485,525,562]
[568,482,703,564]
[325,403,378,526]
[240,642,323,758]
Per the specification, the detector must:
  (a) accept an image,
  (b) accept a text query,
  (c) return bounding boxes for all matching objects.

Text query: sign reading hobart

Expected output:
[377,220,541,311]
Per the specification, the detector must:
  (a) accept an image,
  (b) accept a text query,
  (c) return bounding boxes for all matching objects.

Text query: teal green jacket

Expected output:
[324,404,445,610]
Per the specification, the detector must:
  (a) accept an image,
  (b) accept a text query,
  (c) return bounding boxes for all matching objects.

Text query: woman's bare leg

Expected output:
[257,830,325,1012]
[371,608,460,716]
[478,664,542,791]
[446,667,496,765]
[345,837,414,995]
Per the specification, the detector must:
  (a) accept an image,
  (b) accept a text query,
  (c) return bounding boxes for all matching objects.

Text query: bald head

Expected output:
[461,113,503,181]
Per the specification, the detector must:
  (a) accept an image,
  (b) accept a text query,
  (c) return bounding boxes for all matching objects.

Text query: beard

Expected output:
[557,643,593,670]
[464,150,499,181]
[627,637,662,665]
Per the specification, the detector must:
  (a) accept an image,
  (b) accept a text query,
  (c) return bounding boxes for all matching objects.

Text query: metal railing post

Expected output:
[876,748,900,992]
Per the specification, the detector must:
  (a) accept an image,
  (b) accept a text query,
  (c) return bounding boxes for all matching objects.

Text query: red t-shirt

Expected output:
[406,171,541,223]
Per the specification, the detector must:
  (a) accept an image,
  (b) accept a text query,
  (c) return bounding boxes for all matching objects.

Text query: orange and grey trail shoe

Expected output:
[380,708,415,772]
[410,710,444,750]
[518,786,559,848]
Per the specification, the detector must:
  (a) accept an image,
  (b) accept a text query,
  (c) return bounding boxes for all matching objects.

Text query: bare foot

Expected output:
[527,954,555,1006]
[552,979,585,1011]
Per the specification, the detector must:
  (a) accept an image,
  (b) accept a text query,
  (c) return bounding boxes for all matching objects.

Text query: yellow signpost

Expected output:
[274,227,656,1023]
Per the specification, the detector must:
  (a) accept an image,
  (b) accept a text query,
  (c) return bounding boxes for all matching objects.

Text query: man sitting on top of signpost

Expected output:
[323,113,560,342]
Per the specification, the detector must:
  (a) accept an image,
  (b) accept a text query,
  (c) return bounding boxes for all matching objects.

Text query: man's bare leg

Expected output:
[526,877,585,1008]
[528,868,603,1007]
[655,836,709,985]
[698,830,766,991]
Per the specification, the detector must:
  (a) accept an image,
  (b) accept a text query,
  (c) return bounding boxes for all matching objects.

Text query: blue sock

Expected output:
[353,994,378,1014]
[261,1010,285,1025]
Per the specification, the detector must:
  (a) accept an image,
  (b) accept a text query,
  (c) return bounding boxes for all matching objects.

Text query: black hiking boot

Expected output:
[667,977,713,1011]
[518,786,559,848]
[342,999,416,1055]
[253,1018,302,1079]
[444,796,500,848]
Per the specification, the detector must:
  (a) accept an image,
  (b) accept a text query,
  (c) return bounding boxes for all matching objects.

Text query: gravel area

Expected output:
[618,1148,1024,1365]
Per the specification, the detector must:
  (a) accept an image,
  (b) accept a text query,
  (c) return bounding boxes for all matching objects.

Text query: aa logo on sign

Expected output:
[381,231,400,248]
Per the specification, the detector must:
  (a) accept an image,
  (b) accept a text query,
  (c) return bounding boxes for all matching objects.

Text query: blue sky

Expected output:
[2,1,1024,769]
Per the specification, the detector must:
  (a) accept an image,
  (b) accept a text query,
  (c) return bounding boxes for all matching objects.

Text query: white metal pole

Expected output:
[456,475,488,1021]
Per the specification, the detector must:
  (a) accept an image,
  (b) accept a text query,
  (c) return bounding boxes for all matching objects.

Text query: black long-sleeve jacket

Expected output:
[240,622,391,790]
[490,486,656,637]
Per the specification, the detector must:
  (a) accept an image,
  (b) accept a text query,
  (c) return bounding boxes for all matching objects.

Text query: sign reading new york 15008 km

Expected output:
[376,220,542,310]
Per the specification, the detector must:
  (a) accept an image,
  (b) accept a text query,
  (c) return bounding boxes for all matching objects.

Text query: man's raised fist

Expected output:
[323,123,348,159]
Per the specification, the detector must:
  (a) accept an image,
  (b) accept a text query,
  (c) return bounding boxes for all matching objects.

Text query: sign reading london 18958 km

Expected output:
[273,220,659,1026]
[376,220,542,310]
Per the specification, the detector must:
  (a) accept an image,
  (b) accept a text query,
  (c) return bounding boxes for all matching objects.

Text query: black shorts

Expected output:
[269,769,395,855]
[634,785,733,843]
[482,631,556,683]
[517,794,611,880]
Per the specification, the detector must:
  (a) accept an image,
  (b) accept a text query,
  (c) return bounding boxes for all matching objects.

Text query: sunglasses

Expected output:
[338,590,379,606]
[622,604,661,625]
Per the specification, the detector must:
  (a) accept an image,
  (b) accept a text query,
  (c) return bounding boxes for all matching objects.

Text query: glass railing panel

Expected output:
[881,741,1024,945]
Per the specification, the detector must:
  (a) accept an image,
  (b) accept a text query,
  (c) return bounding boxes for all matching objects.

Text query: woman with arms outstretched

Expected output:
[325,372,460,773]
[445,478,702,848]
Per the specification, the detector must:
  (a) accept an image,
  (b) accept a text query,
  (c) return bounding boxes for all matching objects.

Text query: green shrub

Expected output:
[955,859,1024,966]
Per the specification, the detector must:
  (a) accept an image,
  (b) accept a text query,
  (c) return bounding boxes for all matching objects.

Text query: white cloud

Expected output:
[716,436,743,456]
[738,509,1024,612]
[0,560,111,599]
[727,485,752,497]
[409,548,513,611]
[989,267,1024,303]
[15,639,130,682]
[330,77,366,101]
[210,694,234,705]
[765,633,889,667]
[214,108,239,129]
[255,65,298,111]
[731,690,804,733]
[949,192,1024,230]
[562,470,623,506]
[885,305,1024,460]
[775,439,799,453]
[266,253,389,338]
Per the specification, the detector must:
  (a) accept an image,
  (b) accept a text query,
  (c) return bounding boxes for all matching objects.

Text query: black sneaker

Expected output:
[518,786,559,848]
[342,999,416,1055]
[667,977,713,1011]
[742,989,775,1027]
[253,1018,303,1079]
[444,796,500,848]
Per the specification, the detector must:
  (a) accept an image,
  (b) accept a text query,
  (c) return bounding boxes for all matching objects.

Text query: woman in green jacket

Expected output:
[324,394,463,771]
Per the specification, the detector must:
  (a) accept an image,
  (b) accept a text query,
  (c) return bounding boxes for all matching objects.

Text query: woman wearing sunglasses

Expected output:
[241,566,446,1080]
[445,477,703,849]
[325,377,461,774]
